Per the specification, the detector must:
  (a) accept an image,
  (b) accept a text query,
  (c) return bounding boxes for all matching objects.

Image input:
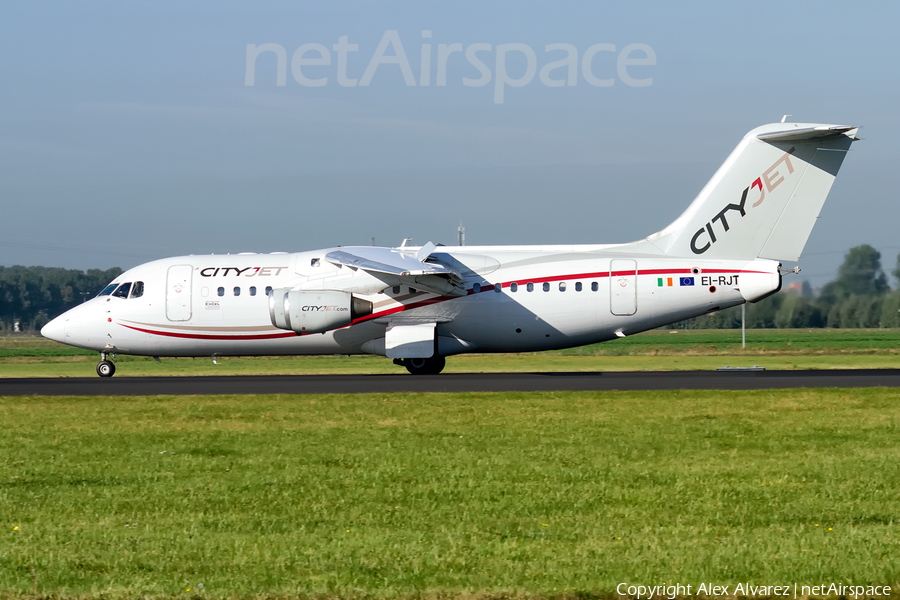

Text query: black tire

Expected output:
[403,356,446,375]
[96,360,116,378]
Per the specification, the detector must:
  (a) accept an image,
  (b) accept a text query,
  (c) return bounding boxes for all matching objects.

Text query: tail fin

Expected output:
[646,123,859,261]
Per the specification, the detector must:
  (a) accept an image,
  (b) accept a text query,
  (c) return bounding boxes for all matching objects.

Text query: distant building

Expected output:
[785,280,814,298]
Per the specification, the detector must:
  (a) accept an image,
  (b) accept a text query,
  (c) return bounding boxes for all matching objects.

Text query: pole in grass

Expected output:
[742,303,746,349]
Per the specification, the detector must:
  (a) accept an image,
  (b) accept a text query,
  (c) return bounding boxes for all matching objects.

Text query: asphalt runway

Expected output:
[1,369,899,396]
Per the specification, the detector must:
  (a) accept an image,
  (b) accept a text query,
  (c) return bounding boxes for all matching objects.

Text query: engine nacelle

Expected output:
[268,289,373,334]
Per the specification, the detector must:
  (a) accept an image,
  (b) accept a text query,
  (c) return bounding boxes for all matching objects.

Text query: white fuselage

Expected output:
[42,244,781,358]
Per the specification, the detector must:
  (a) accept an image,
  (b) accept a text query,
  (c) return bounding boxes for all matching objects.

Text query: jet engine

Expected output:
[268,289,373,334]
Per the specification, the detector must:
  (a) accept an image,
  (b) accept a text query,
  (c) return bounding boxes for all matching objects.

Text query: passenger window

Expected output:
[217,287,225,297]
[527,283,534,292]
[510,283,518,292]
[234,287,240,296]
[559,282,566,292]
[393,286,401,294]
[494,283,502,292]
[409,287,416,294]
[249,286,257,296]
[112,282,132,298]
[542,282,550,292]
[131,281,144,298]
[473,283,481,293]
[575,282,582,292]
[265,286,273,296]
[591,282,599,292]
[98,283,118,296]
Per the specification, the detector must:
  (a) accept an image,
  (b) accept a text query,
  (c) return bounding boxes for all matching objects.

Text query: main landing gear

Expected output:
[97,352,116,378]
[394,356,446,375]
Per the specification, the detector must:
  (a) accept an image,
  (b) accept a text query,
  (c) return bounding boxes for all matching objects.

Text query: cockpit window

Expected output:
[98,283,118,297]
[131,281,144,298]
[112,282,132,298]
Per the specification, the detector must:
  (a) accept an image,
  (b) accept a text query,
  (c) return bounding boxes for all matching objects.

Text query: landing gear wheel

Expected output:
[402,356,446,375]
[96,360,116,378]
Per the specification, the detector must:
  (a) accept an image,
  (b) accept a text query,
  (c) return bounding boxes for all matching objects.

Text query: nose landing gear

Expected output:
[97,352,116,378]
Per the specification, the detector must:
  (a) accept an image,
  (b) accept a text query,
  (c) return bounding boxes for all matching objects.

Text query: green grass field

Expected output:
[3,329,900,377]
[2,389,900,598]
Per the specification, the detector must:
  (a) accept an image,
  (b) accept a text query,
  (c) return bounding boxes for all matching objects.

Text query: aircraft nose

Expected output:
[41,315,66,343]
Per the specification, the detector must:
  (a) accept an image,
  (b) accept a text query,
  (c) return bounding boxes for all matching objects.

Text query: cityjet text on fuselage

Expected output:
[199,267,288,277]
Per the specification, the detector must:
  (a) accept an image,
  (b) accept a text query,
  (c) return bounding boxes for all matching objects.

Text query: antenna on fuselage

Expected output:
[458,223,466,246]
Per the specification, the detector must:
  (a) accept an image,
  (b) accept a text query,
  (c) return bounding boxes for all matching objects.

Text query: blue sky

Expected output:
[2,1,897,287]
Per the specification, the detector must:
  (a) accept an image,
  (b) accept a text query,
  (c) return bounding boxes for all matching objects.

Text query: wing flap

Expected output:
[326,246,456,277]
[325,245,467,296]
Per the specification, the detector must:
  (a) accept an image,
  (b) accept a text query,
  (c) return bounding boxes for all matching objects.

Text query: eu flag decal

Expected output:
[680,277,695,286]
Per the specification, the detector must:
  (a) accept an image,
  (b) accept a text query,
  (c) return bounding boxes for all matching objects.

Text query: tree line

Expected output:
[0,265,122,332]
[0,244,897,332]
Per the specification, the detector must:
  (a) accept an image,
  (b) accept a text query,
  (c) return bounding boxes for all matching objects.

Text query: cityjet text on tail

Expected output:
[42,122,859,377]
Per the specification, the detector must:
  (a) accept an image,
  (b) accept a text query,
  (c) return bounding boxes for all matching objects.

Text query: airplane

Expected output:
[41,122,859,377]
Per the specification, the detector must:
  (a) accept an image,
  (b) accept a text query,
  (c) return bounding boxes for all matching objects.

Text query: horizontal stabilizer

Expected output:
[756,125,859,142]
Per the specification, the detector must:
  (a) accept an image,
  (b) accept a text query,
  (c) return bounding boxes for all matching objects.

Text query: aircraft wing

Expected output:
[325,243,467,296]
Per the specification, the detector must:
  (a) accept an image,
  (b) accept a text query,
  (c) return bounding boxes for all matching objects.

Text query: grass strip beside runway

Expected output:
[2,389,900,598]
[3,329,900,377]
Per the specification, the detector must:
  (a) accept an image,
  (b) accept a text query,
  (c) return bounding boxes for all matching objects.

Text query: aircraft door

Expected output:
[166,265,193,321]
[610,259,637,316]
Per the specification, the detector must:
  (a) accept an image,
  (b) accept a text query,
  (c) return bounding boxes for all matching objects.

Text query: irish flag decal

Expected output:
[658,276,696,287]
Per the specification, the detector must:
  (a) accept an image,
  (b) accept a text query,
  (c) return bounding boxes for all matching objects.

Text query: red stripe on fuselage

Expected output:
[350,267,768,323]
[121,324,298,341]
[497,267,765,288]
[121,267,769,340]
